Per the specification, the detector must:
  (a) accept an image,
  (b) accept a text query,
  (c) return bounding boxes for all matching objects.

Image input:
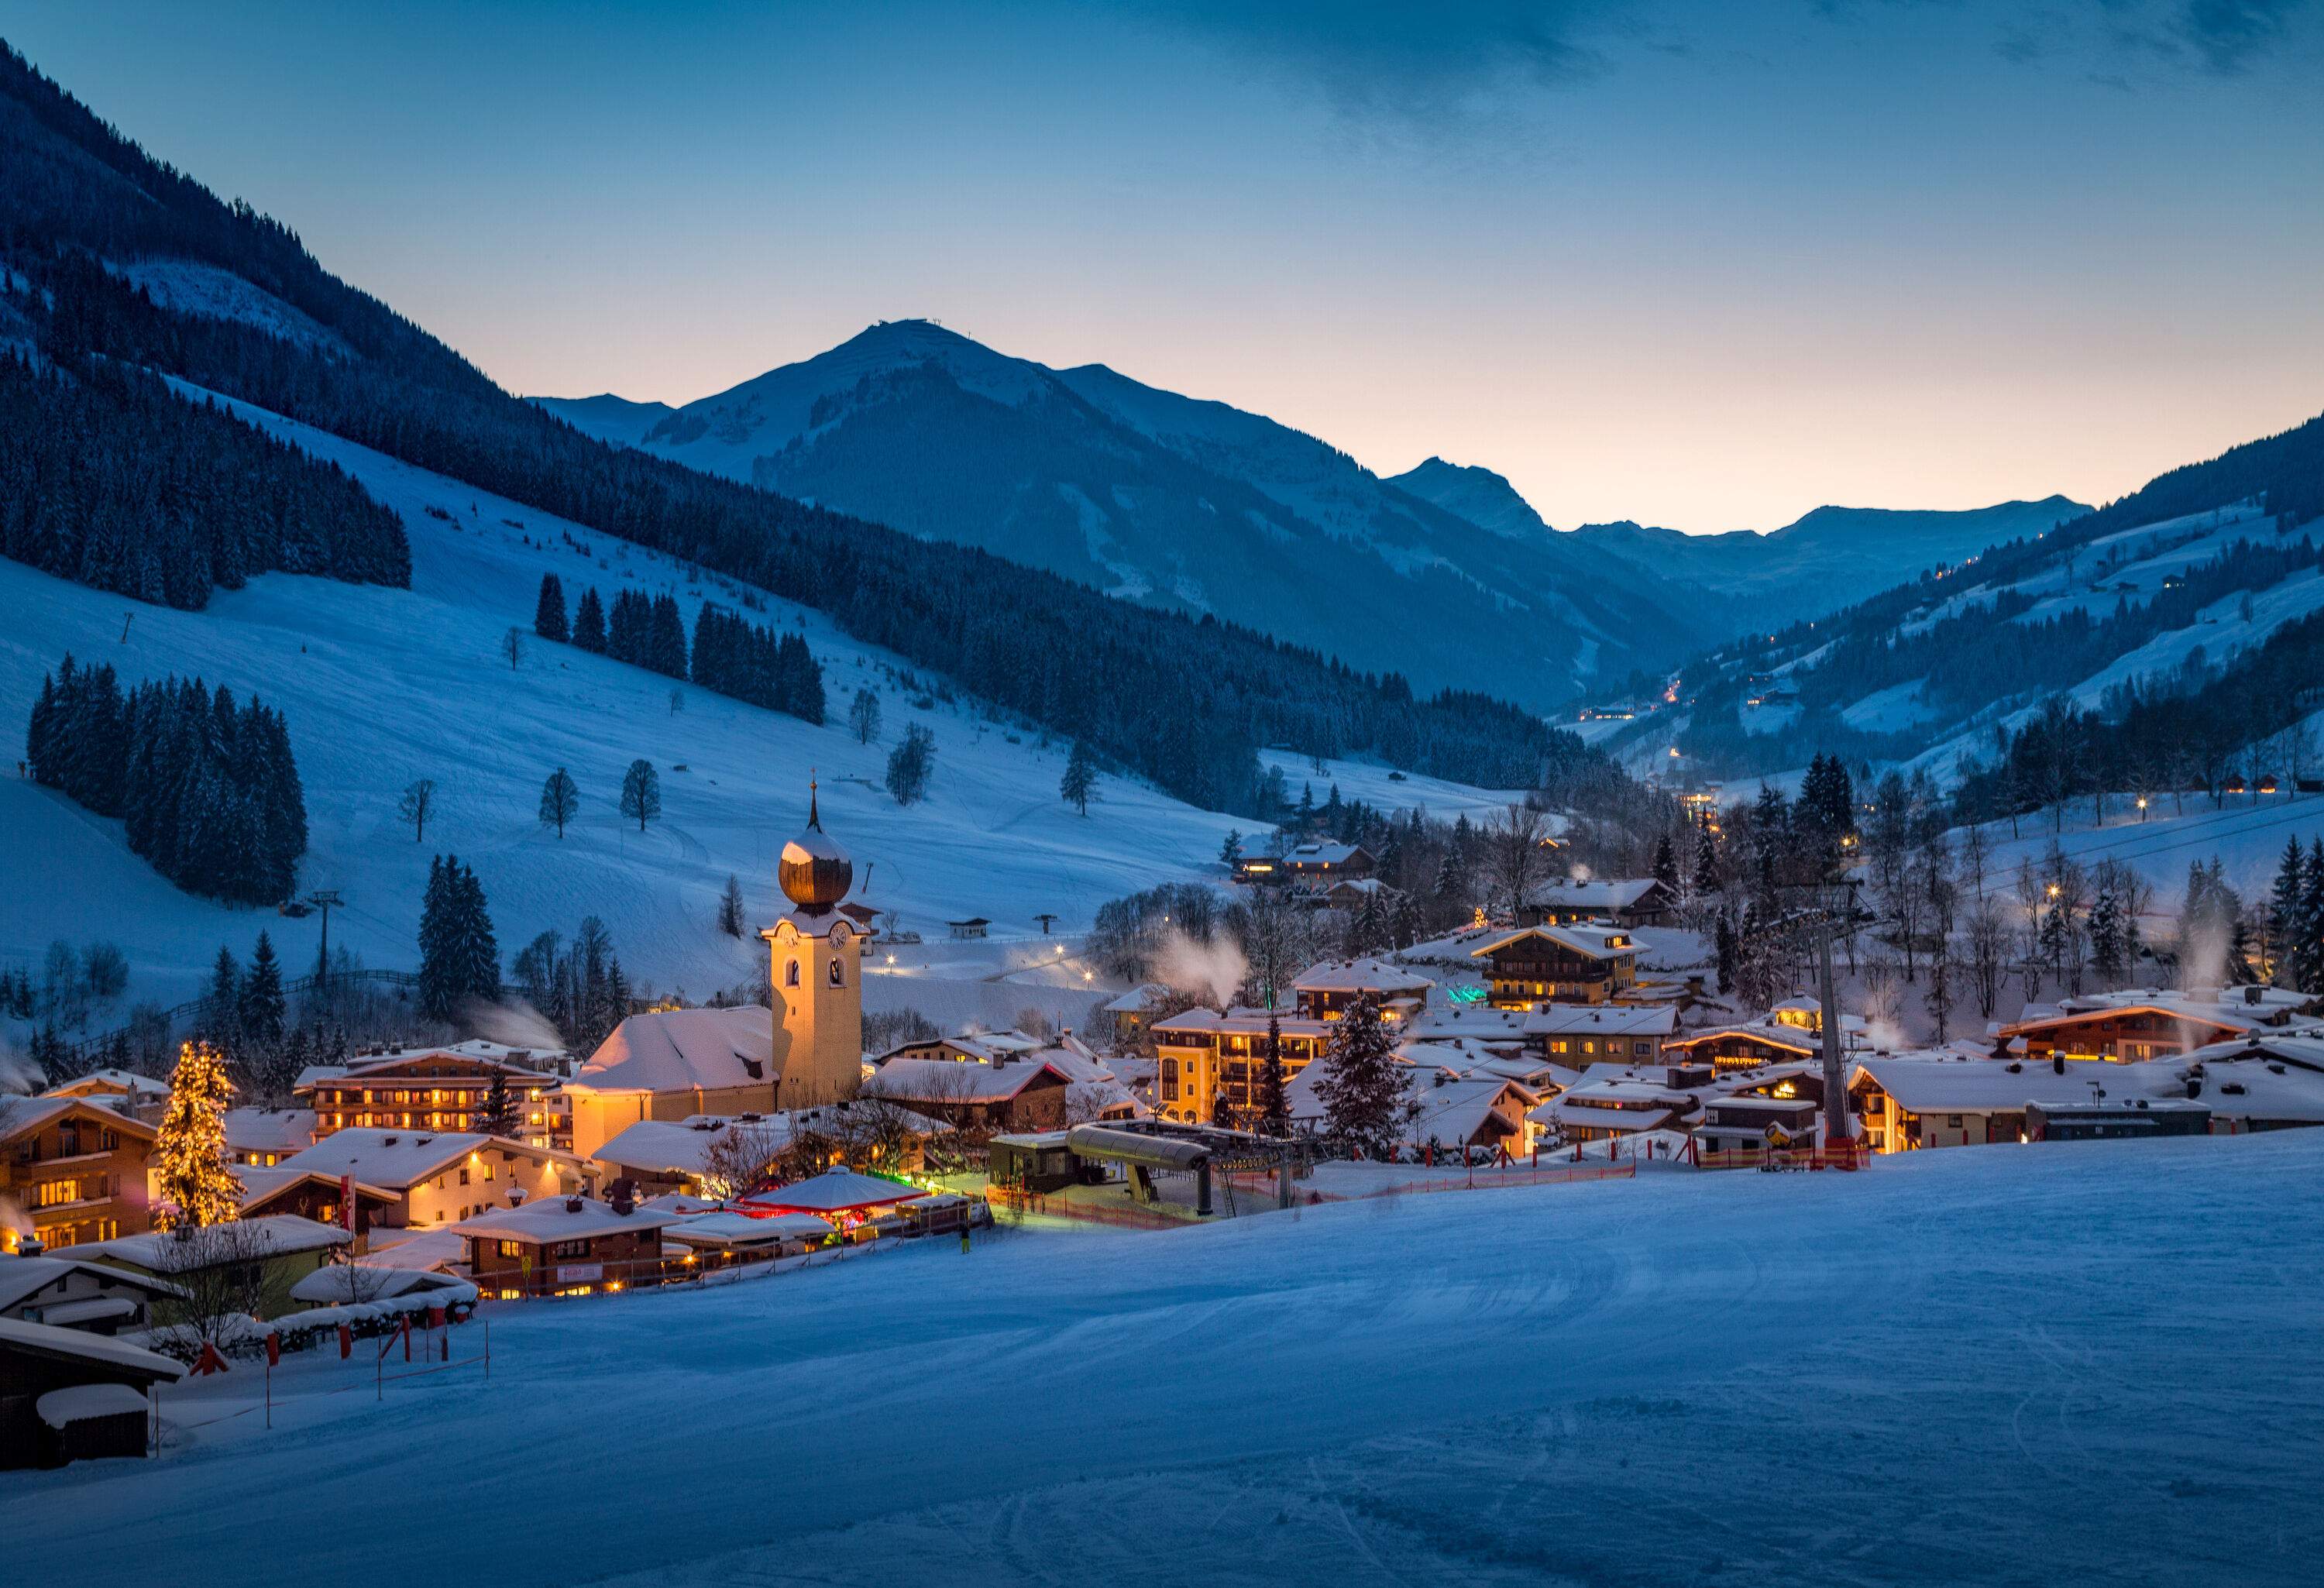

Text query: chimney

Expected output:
[2244,985,2264,1005]
[609,1178,638,1215]
[2052,1054,2064,1076]
[564,1194,584,1213]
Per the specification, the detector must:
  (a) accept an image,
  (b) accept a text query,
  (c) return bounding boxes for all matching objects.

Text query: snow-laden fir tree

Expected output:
[154,1040,241,1232]
[238,929,284,1047]
[204,944,240,1046]
[1315,992,1409,1160]
[534,572,568,643]
[718,873,746,937]
[1651,834,1678,892]
[1254,1015,1291,1138]
[474,1068,519,1136]
[572,586,607,653]
[418,854,500,1023]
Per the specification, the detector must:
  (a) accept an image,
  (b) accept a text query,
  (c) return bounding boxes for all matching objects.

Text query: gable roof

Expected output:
[275,1128,563,1191]
[569,1007,775,1095]
[863,1058,1071,1104]
[1525,1004,1678,1038]
[1291,957,1435,996]
[0,1095,158,1145]
[1522,878,1663,911]
[1471,923,1638,961]
[0,1255,187,1312]
[452,1196,679,1245]
[736,1167,923,1214]
[53,1215,352,1270]
[0,1315,186,1383]
[224,1108,318,1153]
[593,1102,951,1177]
[43,1067,170,1102]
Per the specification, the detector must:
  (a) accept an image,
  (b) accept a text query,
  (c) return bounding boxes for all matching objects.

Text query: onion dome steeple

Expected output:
[779,776,854,914]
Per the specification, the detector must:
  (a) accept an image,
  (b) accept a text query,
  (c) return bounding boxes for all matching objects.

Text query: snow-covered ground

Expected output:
[0,388,1525,1029]
[12,1130,2323,1584]
[1969,789,2324,916]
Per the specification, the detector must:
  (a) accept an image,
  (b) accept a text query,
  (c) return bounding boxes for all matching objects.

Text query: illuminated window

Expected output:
[36,1180,77,1208]
[498,1239,525,1259]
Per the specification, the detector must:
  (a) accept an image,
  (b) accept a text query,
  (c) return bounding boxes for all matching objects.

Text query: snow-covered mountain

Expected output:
[0,383,1524,1021]
[538,321,1739,708]
[1387,456,2089,633]
[1648,407,2324,785]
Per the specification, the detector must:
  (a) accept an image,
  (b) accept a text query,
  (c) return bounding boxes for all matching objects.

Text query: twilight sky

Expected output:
[5,1,2321,532]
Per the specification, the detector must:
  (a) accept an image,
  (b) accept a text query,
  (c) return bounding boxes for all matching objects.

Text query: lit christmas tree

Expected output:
[153,1040,242,1232]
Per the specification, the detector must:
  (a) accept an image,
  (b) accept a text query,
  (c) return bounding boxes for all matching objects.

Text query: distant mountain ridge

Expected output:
[544,328,2089,700]
[1386,456,2089,633]
[538,320,1745,710]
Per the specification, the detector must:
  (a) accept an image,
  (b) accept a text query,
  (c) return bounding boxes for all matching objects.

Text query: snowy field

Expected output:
[12,1131,2323,1586]
[0,388,1525,1026]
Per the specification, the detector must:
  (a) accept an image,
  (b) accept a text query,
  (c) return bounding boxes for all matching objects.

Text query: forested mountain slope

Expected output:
[0,41,1606,818]
[1654,409,2324,790]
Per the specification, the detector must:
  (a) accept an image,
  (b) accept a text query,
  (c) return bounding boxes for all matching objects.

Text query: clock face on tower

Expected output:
[830,922,851,949]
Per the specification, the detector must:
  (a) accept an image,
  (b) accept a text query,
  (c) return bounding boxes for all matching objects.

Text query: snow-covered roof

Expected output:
[1103,982,1169,1015]
[1405,1076,1537,1147]
[0,1095,157,1143]
[43,1067,170,1101]
[1291,957,1435,996]
[1150,1007,1331,1040]
[1470,924,1638,961]
[2000,995,2271,1040]
[0,1255,187,1313]
[1283,841,1368,866]
[594,1102,950,1177]
[224,1107,318,1153]
[0,1315,186,1380]
[1405,1005,1532,1043]
[1524,1005,1678,1038]
[1521,878,1662,910]
[234,1166,398,1214]
[1851,1057,2126,1112]
[569,1006,775,1095]
[863,1057,1069,1104]
[663,1211,834,1246]
[452,1196,679,1245]
[306,1046,561,1085]
[737,1167,923,1214]
[361,1227,467,1273]
[53,1216,352,1271]
[38,1382,153,1427]
[277,1128,570,1191]
[288,1264,475,1304]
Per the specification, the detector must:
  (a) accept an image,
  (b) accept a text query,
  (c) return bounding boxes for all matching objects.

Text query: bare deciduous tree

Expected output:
[397,778,437,844]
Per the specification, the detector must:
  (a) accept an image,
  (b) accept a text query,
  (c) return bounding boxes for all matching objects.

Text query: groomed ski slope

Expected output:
[0,389,1525,1016]
[13,1132,2323,1586]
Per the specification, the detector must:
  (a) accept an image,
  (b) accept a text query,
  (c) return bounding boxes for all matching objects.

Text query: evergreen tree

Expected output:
[718,873,746,937]
[1255,1016,1291,1136]
[572,586,607,652]
[238,929,285,1048]
[1651,834,1678,892]
[1714,909,1737,995]
[538,765,579,837]
[1219,829,1243,867]
[620,758,661,831]
[1315,992,1408,1159]
[1693,819,1721,899]
[2089,885,2127,986]
[1060,741,1098,816]
[418,854,500,1023]
[204,944,241,1047]
[474,1068,519,1136]
[2300,839,2324,992]
[153,1040,240,1232]
[534,572,568,643]
[2271,837,2309,988]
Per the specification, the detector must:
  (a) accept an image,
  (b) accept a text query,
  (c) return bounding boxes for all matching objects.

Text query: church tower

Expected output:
[761,782,868,1109]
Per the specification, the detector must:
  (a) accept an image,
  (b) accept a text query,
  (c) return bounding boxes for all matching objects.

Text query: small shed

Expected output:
[0,1316,184,1469]
[948,917,992,940]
